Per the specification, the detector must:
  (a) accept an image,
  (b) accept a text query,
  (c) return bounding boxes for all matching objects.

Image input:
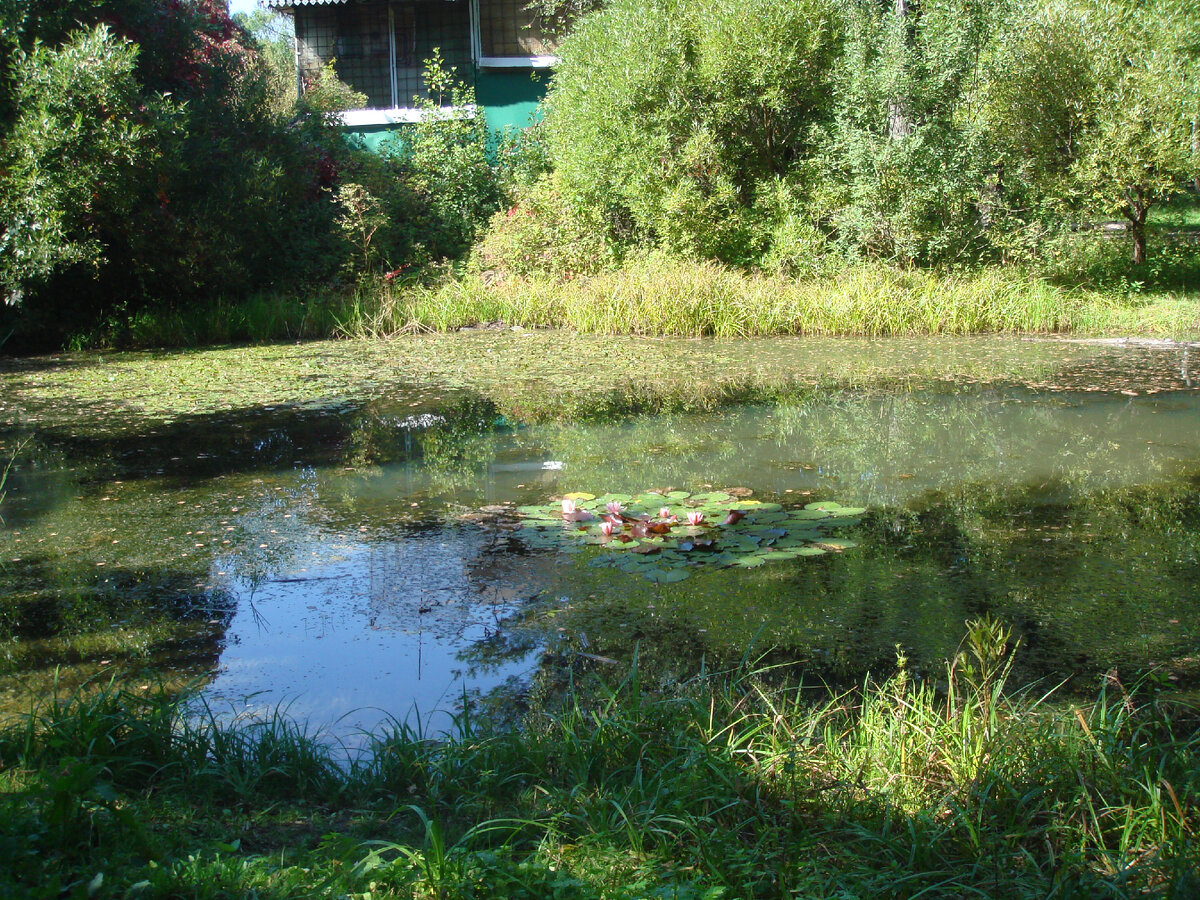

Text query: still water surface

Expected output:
[2,336,1198,735]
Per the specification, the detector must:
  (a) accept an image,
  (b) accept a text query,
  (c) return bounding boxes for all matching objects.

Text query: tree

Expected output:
[543,0,844,265]
[984,0,1196,265]
[0,27,155,305]
[817,0,1002,265]
[0,0,347,331]
[1073,0,1194,265]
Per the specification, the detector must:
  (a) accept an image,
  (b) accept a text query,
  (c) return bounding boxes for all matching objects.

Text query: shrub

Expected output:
[472,174,618,280]
[0,26,152,306]
[389,53,503,261]
[816,0,1000,266]
[543,0,843,265]
[0,0,349,344]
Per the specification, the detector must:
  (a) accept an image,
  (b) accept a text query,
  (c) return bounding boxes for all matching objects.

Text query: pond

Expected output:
[1,334,1198,736]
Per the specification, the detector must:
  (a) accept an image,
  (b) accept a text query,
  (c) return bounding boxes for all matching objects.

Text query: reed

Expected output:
[345,257,1200,340]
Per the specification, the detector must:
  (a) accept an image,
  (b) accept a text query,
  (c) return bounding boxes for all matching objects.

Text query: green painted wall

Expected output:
[343,67,549,153]
[475,68,549,136]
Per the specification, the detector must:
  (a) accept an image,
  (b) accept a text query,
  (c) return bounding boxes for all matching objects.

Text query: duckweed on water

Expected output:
[7,333,1190,437]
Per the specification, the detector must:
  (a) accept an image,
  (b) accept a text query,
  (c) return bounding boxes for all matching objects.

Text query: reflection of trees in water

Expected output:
[5,346,1200,711]
[477,471,1200,698]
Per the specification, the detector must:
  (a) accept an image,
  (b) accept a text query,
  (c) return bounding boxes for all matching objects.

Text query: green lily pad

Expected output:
[764,548,803,560]
[691,491,731,503]
[734,555,768,568]
[643,567,690,583]
[510,488,863,577]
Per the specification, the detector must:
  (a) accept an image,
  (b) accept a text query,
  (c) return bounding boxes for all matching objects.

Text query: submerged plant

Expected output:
[512,489,864,582]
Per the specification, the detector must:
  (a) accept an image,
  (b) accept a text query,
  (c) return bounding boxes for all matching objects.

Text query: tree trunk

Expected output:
[1131,220,1147,266]
[1193,115,1199,194]
[1125,185,1149,266]
[888,0,913,140]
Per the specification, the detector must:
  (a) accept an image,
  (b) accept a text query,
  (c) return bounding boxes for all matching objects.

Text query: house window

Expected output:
[476,0,551,59]
[295,0,473,110]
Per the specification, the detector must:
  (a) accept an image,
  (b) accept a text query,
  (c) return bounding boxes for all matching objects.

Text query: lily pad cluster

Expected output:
[512,490,864,583]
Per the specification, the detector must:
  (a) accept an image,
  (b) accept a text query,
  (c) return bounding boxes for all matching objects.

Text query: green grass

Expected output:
[2,620,1197,898]
[38,253,1200,351]
[344,256,1200,341]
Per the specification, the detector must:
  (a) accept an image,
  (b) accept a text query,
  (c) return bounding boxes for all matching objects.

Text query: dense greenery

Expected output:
[508,0,1199,279]
[0,1,506,349]
[0,0,1196,347]
[0,0,351,340]
[2,622,1198,898]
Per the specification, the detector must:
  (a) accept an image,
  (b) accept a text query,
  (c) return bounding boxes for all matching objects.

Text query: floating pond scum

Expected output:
[511,490,864,582]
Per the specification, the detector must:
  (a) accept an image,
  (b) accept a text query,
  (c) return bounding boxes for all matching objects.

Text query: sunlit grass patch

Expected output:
[350,257,1200,340]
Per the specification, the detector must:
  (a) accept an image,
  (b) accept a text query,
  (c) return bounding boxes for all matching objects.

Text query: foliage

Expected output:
[393,52,503,261]
[983,0,1198,266]
[543,0,844,265]
[1,632,1198,898]
[0,27,154,306]
[816,0,1001,266]
[471,174,618,280]
[0,0,348,344]
[525,0,606,39]
[490,0,1197,279]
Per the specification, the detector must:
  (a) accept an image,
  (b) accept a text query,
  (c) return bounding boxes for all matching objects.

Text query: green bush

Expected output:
[0,0,349,346]
[471,174,618,280]
[0,26,153,306]
[388,53,503,262]
[816,0,1000,266]
[543,0,843,265]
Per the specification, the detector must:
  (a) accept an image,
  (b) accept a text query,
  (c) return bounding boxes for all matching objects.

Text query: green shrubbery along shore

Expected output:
[2,0,1198,349]
[3,621,1198,898]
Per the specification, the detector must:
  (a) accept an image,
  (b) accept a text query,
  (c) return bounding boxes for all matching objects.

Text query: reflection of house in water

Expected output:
[266,0,556,144]
[365,525,544,643]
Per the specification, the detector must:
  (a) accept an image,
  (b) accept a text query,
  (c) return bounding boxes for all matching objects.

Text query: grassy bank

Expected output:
[3,621,1198,899]
[48,259,1200,351]
[344,259,1200,341]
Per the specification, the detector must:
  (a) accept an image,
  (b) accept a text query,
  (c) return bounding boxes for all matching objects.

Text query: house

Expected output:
[265,0,555,148]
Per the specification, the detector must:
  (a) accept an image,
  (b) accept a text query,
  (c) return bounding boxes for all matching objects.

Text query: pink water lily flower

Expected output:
[686,511,705,526]
[606,500,625,515]
[561,499,577,516]
[599,520,618,536]
[658,507,673,519]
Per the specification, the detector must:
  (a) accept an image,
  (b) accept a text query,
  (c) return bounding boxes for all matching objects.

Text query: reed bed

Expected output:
[345,257,1200,340]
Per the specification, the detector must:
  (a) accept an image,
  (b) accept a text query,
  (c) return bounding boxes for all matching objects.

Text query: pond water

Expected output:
[1,335,1198,735]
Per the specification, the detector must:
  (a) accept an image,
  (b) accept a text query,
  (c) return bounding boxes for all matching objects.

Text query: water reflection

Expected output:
[206,525,546,738]
[1,337,1198,732]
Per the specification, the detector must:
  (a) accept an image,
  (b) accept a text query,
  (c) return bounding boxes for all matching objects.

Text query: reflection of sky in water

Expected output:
[204,529,539,739]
